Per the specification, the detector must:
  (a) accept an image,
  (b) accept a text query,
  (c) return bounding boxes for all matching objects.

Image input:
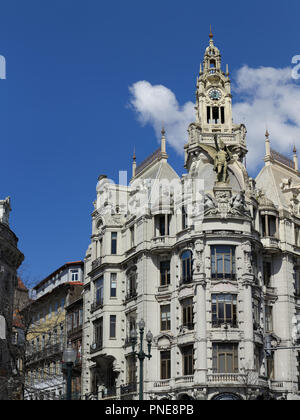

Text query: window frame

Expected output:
[211,294,237,328]
[212,342,239,374]
[160,304,171,331]
[160,350,171,379]
[211,245,236,280]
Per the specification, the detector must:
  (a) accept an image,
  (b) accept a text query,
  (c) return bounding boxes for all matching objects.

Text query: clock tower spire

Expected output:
[196,31,232,131]
[184,32,247,170]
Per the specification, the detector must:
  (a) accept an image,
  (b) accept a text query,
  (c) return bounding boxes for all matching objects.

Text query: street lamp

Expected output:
[63,344,77,400]
[130,319,153,400]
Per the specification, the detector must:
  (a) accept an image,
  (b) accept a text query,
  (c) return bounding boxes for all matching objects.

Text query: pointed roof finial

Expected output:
[161,125,165,137]
[133,146,136,161]
[209,25,213,39]
[265,129,270,138]
[293,144,297,154]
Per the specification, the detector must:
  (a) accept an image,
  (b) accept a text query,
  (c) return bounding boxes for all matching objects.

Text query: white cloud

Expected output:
[129,67,300,172]
[232,65,300,171]
[128,81,194,153]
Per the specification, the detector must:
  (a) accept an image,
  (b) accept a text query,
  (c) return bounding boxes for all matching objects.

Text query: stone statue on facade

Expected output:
[200,134,232,183]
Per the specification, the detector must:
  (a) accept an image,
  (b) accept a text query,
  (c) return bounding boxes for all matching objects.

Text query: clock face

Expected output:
[209,89,221,100]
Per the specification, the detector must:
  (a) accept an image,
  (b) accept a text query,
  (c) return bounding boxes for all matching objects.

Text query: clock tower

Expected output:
[184,30,247,171]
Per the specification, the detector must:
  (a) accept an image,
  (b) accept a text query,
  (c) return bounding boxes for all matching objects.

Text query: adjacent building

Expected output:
[24,261,83,400]
[0,197,24,400]
[80,32,300,400]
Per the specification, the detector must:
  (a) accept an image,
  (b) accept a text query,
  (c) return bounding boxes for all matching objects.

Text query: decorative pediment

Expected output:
[155,333,174,348]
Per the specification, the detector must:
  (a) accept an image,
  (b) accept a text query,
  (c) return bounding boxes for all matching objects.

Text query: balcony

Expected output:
[101,387,117,399]
[153,379,171,388]
[211,321,238,329]
[91,300,103,313]
[120,382,137,395]
[175,375,194,387]
[179,323,194,332]
[179,277,193,286]
[261,236,280,253]
[150,236,174,252]
[207,373,246,384]
[92,257,102,271]
[90,341,103,354]
[124,290,137,303]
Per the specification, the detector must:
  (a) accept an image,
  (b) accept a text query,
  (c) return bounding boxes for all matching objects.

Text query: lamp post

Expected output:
[63,344,77,400]
[130,319,153,401]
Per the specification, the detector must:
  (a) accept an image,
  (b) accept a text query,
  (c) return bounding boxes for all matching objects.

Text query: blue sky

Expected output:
[1,0,300,284]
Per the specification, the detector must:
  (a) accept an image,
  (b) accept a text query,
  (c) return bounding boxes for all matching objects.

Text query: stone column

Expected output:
[194,275,207,384]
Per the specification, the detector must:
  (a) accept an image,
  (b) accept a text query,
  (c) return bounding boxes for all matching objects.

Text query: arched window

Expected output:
[181,250,192,284]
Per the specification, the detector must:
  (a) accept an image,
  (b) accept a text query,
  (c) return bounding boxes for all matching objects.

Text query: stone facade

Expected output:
[24,261,84,400]
[81,33,300,400]
[0,197,24,400]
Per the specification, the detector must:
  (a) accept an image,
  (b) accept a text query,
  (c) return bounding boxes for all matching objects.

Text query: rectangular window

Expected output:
[127,312,136,341]
[94,318,103,348]
[295,272,300,296]
[182,298,194,330]
[160,351,171,379]
[130,226,135,248]
[263,261,271,287]
[160,261,170,286]
[127,355,137,384]
[212,343,238,373]
[207,106,211,124]
[127,271,137,299]
[160,305,171,331]
[265,305,273,333]
[182,205,188,230]
[211,245,236,280]
[212,294,237,327]
[212,107,219,124]
[182,345,194,376]
[111,232,117,254]
[110,273,117,298]
[110,315,116,338]
[253,298,260,328]
[79,308,83,326]
[181,251,192,283]
[221,107,225,124]
[71,270,79,281]
[266,355,274,379]
[95,276,104,305]
[156,215,170,237]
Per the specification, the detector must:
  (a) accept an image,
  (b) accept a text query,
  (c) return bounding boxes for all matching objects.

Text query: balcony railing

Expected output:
[125,290,137,302]
[207,373,246,383]
[211,320,238,329]
[92,257,102,271]
[154,379,170,388]
[179,323,194,332]
[180,276,193,286]
[120,382,137,395]
[101,387,117,399]
[91,300,103,313]
[90,341,103,354]
[175,375,194,384]
[211,273,236,281]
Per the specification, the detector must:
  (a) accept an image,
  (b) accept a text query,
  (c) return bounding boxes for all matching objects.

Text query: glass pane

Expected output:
[227,354,233,373]
[219,354,225,373]
[217,255,223,274]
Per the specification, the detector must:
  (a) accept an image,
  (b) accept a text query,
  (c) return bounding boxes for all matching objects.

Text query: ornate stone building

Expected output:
[81,32,300,400]
[0,197,24,400]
